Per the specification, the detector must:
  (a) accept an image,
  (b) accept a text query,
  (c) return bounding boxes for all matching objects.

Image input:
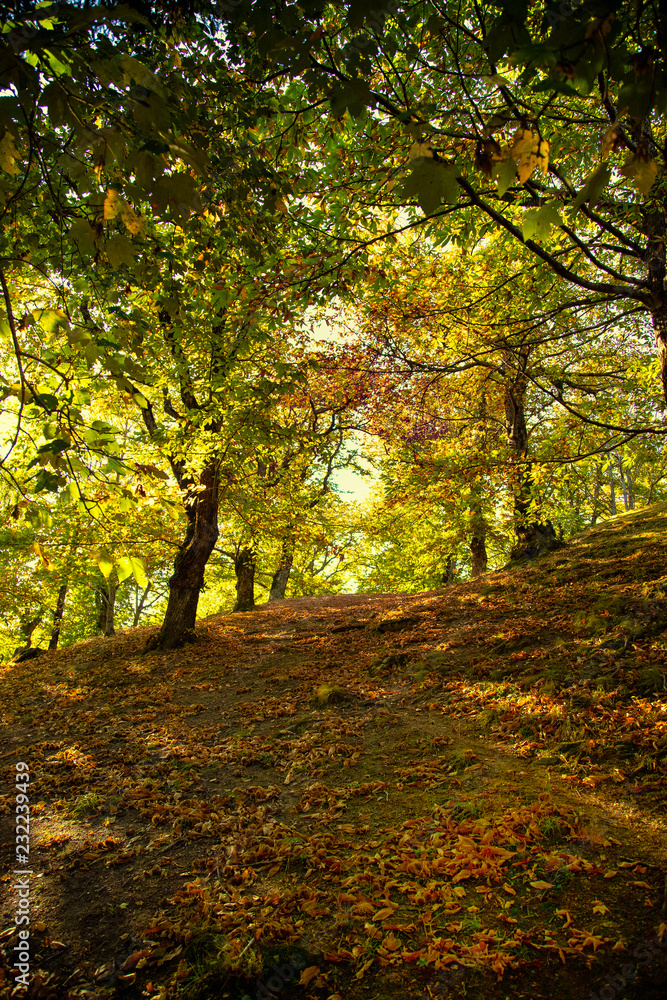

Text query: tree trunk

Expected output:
[504,349,558,560]
[645,193,667,404]
[152,461,220,649]
[441,554,456,585]
[133,583,151,627]
[95,585,106,633]
[48,583,68,650]
[469,494,488,578]
[616,456,629,510]
[95,580,117,636]
[609,467,617,515]
[269,537,294,601]
[590,465,601,525]
[19,611,42,647]
[233,547,256,612]
[470,534,487,577]
[104,582,117,636]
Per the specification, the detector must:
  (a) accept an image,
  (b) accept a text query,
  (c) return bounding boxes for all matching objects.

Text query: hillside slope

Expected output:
[1,504,667,1000]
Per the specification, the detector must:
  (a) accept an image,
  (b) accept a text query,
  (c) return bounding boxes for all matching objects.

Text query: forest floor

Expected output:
[2,506,667,1000]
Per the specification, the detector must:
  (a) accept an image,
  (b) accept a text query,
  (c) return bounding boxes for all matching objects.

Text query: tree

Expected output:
[208,348,362,610]
[334,229,660,564]
[225,0,667,407]
[1,3,308,648]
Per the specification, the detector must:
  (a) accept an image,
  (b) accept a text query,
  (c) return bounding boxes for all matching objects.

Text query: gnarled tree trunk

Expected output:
[153,461,220,649]
[19,611,42,648]
[470,534,487,577]
[233,547,256,612]
[269,537,294,601]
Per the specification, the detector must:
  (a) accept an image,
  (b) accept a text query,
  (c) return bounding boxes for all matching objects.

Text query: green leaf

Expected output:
[330,79,373,118]
[33,470,65,493]
[617,80,654,121]
[129,556,148,588]
[106,234,136,269]
[33,392,59,412]
[116,556,133,584]
[98,551,114,579]
[573,164,612,211]
[401,158,460,215]
[69,218,98,256]
[33,308,69,337]
[522,203,563,241]
[38,438,70,455]
[493,157,517,197]
[104,457,127,475]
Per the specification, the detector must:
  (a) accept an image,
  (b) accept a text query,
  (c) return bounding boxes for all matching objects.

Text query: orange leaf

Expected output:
[530,881,554,890]
[299,966,320,987]
[383,934,402,952]
[352,901,375,916]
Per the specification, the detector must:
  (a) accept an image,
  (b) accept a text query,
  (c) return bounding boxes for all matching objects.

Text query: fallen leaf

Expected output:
[299,966,320,987]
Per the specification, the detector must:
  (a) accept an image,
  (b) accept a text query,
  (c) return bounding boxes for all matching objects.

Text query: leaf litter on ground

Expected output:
[1,505,667,999]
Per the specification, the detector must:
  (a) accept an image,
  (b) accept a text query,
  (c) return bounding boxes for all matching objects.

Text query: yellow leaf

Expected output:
[603,870,618,879]
[382,934,402,952]
[355,959,374,979]
[104,189,143,235]
[502,883,516,896]
[510,128,548,183]
[530,880,554,890]
[619,153,658,195]
[601,123,623,156]
[373,906,397,921]
[98,551,114,580]
[299,966,320,987]
[352,901,375,916]
[409,142,434,160]
[510,127,535,157]
[32,540,55,571]
[0,131,20,175]
[592,901,610,915]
